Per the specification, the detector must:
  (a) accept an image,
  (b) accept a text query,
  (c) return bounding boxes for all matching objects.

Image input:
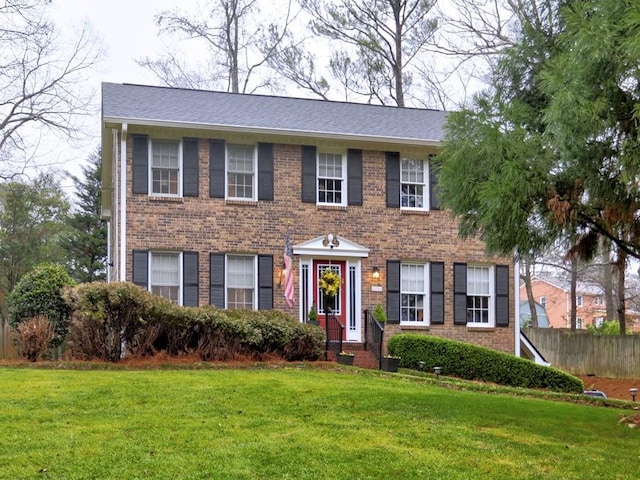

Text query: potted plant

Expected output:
[381,354,400,372]
[308,304,319,326]
[373,303,387,323]
[320,269,341,312]
[337,351,354,366]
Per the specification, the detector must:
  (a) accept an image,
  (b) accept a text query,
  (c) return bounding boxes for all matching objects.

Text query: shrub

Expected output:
[372,303,386,323]
[8,263,75,348]
[387,333,583,394]
[13,315,54,361]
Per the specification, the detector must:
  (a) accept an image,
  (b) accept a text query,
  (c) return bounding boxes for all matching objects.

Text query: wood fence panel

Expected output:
[0,321,17,359]
[524,328,640,378]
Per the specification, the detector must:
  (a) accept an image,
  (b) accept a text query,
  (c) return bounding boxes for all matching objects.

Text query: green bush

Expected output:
[387,333,583,394]
[64,282,324,362]
[8,263,76,348]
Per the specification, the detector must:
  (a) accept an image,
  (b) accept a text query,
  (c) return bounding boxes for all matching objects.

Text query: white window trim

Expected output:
[225,144,257,201]
[576,295,583,307]
[149,251,183,305]
[466,265,495,328]
[400,156,430,212]
[400,262,429,326]
[316,151,347,206]
[224,254,258,310]
[149,139,183,197]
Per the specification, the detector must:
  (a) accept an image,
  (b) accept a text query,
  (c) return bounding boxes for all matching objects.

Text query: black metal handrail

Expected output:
[325,308,344,360]
[364,309,384,370]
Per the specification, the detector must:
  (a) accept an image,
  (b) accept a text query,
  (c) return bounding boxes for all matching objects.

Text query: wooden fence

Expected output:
[0,320,17,359]
[523,328,640,378]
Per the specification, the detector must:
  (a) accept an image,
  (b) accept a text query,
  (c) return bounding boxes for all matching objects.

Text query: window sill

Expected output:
[466,325,495,332]
[400,324,430,331]
[226,199,258,206]
[149,195,184,203]
[400,209,429,215]
[316,204,348,211]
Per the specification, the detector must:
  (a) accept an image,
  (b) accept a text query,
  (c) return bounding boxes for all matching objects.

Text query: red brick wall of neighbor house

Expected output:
[122,135,515,354]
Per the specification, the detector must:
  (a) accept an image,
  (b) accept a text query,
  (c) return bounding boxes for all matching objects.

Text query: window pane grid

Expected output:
[401,158,425,208]
[152,169,178,194]
[227,145,254,199]
[151,253,180,303]
[152,141,179,168]
[401,263,425,323]
[318,153,343,204]
[227,256,255,309]
[467,266,490,324]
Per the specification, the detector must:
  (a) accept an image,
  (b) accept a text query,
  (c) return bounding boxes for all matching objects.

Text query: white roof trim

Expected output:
[293,235,370,258]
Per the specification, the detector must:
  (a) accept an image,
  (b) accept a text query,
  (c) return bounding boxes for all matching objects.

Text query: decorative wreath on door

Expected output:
[319,270,341,298]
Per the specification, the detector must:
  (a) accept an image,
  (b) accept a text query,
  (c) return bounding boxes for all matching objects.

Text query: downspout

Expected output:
[119,123,128,281]
[514,250,521,357]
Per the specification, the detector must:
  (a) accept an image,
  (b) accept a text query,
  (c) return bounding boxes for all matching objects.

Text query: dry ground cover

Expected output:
[0,364,639,479]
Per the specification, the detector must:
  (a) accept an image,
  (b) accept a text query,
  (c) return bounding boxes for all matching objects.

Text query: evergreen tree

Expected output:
[61,150,107,283]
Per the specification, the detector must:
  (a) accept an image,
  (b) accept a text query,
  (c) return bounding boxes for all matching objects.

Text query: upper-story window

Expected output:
[401,158,426,209]
[401,263,428,324]
[227,144,256,200]
[317,152,345,205]
[540,296,547,309]
[467,265,493,325]
[595,296,604,306]
[151,140,181,196]
[576,295,583,307]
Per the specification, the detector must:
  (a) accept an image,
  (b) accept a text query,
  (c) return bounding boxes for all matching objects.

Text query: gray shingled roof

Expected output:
[102,83,448,144]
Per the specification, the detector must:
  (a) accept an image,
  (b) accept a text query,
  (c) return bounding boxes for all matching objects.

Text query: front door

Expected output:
[313,260,347,340]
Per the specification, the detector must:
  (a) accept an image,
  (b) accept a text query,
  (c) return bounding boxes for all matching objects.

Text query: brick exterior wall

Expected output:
[115,131,516,354]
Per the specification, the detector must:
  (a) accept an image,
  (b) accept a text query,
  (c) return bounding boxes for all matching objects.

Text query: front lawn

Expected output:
[0,366,636,479]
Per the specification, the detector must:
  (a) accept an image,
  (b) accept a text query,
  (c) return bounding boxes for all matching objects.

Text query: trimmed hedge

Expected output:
[387,333,583,394]
[64,282,324,362]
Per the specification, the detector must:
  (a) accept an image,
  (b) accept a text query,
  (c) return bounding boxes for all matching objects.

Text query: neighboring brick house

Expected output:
[101,82,518,355]
[519,275,640,330]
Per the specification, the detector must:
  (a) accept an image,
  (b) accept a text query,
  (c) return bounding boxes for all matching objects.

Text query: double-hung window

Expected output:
[227,144,256,200]
[151,140,181,195]
[150,252,181,303]
[401,158,426,209]
[226,255,256,309]
[401,263,428,324]
[318,152,345,205]
[540,296,547,309]
[467,265,492,325]
[576,295,583,307]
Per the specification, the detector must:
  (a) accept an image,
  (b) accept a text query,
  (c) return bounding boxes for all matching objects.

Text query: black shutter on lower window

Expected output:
[132,250,149,288]
[347,149,362,205]
[209,139,226,198]
[258,255,273,310]
[183,251,199,307]
[430,262,445,324]
[183,138,199,197]
[386,260,400,324]
[429,155,440,210]
[209,253,225,307]
[301,145,317,203]
[257,143,274,201]
[495,265,510,327]
[386,152,400,208]
[453,263,468,325]
[132,135,148,194]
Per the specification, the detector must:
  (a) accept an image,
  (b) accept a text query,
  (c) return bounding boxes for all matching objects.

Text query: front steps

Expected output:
[326,343,379,369]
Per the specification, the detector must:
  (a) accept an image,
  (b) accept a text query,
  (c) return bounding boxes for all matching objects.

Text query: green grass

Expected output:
[0,365,637,479]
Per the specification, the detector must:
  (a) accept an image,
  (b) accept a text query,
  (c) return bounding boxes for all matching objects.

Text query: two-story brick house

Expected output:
[101,82,518,355]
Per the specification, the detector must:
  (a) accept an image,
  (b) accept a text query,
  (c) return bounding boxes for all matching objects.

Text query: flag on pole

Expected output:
[284,230,295,307]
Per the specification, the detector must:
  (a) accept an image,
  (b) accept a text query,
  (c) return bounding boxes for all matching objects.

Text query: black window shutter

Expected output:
[183,251,199,307]
[132,250,149,288]
[429,155,440,210]
[209,139,226,198]
[257,143,274,201]
[495,265,510,327]
[210,253,225,307]
[386,152,400,208]
[301,145,317,203]
[258,255,273,310]
[386,260,400,324]
[347,149,363,205]
[430,262,445,325]
[132,135,149,194]
[453,263,468,325]
[183,138,199,197]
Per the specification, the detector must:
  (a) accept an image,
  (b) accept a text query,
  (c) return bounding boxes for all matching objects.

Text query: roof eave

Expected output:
[102,116,442,147]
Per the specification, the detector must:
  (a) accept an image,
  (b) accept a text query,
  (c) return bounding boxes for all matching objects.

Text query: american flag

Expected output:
[284,230,295,307]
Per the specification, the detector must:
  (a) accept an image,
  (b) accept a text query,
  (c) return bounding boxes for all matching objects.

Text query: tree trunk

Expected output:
[601,239,616,321]
[570,258,577,330]
[615,249,627,335]
[392,0,404,107]
[523,259,539,327]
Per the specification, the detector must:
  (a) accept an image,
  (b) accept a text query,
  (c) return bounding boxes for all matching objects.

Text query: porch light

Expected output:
[631,388,638,402]
[372,266,380,283]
